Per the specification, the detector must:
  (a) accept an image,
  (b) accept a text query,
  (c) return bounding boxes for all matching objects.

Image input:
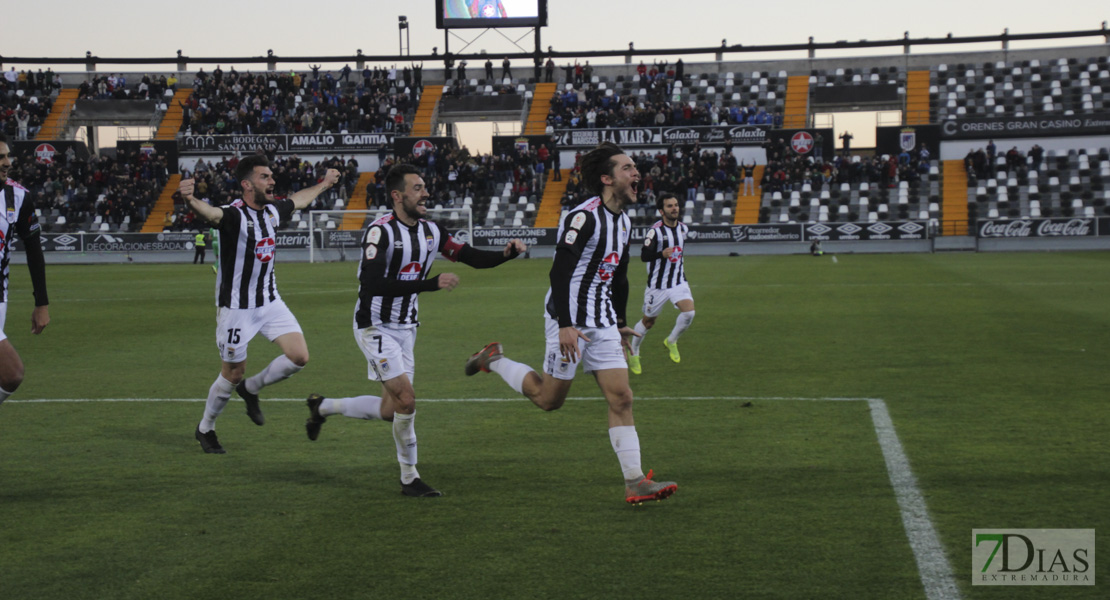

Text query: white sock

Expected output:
[488,357,535,395]
[199,375,235,432]
[392,412,419,484]
[0,386,12,405]
[245,354,303,394]
[609,425,644,481]
[666,311,695,345]
[629,320,649,355]
[321,395,383,420]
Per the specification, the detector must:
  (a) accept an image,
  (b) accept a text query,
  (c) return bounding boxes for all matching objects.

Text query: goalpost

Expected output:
[306,207,474,263]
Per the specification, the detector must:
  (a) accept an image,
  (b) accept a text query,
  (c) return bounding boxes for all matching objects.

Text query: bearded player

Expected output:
[179,154,339,454]
[627,192,695,374]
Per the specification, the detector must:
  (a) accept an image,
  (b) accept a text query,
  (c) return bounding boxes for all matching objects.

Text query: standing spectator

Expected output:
[502,57,511,79]
[484,58,494,81]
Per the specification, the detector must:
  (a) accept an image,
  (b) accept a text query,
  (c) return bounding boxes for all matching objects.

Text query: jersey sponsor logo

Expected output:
[570,212,587,230]
[398,262,423,281]
[597,252,620,281]
[255,237,276,262]
[368,227,382,244]
[668,246,683,263]
[791,131,814,155]
[564,230,578,245]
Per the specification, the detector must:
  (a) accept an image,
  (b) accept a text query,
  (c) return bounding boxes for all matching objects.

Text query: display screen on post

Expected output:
[437,0,547,29]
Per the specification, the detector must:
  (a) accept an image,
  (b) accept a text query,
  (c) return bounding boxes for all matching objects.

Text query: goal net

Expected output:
[306,207,474,263]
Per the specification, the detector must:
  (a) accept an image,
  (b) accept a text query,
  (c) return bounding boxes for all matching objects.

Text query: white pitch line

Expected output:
[10,395,881,404]
[8,394,959,597]
[868,398,961,600]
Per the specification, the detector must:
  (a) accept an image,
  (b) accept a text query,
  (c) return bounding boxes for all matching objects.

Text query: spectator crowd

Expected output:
[7,145,171,231]
[177,65,422,137]
[1,68,57,140]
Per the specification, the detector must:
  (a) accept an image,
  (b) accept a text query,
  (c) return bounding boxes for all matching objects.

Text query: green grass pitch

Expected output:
[1,252,1107,599]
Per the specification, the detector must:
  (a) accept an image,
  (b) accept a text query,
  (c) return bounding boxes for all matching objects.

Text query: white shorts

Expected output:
[642,282,694,318]
[355,323,416,383]
[216,300,303,363]
[0,302,7,342]
[543,316,627,380]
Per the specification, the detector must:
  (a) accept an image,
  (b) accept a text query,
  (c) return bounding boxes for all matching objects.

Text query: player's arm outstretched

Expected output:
[289,168,341,210]
[441,236,527,268]
[176,178,223,224]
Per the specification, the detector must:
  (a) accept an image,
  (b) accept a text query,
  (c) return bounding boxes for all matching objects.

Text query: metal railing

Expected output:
[4,25,1108,71]
[38,100,75,140]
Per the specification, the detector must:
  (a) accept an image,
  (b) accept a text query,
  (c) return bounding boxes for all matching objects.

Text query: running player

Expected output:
[304,163,526,497]
[178,154,340,454]
[465,142,678,505]
[627,192,695,374]
[0,133,50,410]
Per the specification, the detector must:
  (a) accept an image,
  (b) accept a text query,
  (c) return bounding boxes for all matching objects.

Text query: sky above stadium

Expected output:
[3,0,1108,71]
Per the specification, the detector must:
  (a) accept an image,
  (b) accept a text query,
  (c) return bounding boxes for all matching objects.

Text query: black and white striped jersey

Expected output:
[0,180,42,303]
[355,213,520,329]
[545,196,631,329]
[214,198,295,309]
[355,214,453,328]
[641,220,688,290]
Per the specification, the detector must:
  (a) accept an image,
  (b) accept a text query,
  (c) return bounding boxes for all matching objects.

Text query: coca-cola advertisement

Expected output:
[977,218,1097,238]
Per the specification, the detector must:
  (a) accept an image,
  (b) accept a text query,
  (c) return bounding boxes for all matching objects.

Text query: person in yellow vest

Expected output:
[193,231,207,264]
[210,226,218,273]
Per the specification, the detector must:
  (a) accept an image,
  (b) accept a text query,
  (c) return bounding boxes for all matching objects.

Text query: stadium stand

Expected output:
[965,147,1110,223]
[10,38,1109,237]
[8,146,170,233]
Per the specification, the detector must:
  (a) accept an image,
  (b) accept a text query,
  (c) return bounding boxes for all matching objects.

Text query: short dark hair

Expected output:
[384,163,422,197]
[234,154,269,183]
[579,142,625,195]
[656,192,678,211]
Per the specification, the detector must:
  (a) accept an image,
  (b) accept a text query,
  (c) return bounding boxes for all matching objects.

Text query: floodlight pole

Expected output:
[398,16,410,56]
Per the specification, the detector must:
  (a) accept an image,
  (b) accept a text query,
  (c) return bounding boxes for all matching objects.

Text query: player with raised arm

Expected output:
[627,192,695,374]
[0,133,50,410]
[465,142,678,505]
[178,154,340,454]
[304,164,526,497]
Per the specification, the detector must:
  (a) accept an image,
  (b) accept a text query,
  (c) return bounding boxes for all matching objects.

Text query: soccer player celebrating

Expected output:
[0,133,50,409]
[178,155,340,454]
[304,164,526,497]
[466,142,678,505]
[627,192,695,374]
